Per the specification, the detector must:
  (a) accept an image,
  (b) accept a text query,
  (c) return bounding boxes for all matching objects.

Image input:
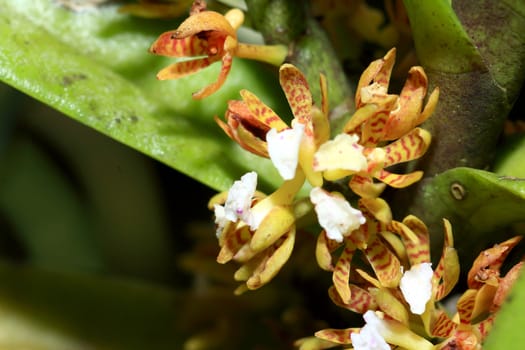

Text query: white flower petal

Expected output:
[223,171,257,224]
[310,187,366,242]
[351,311,390,350]
[267,123,304,180]
[213,204,228,238]
[400,262,434,315]
[314,133,368,172]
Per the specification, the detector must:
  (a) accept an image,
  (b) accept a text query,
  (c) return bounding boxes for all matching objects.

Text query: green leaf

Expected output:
[402,167,525,266]
[403,0,484,73]
[0,0,287,192]
[0,260,185,349]
[494,134,525,178]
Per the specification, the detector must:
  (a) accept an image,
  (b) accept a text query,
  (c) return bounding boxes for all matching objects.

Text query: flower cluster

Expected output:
[147,2,523,348]
[209,47,437,295]
[297,232,522,350]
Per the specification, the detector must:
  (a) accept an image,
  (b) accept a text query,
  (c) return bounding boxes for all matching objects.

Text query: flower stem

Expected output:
[236,43,288,66]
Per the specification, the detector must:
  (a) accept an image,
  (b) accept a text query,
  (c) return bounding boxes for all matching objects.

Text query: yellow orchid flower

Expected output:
[149,1,287,99]
[309,48,435,221]
[344,47,439,146]
[309,216,522,350]
[209,170,305,293]
[314,201,426,306]
[432,236,523,350]
[312,126,431,222]
[216,64,330,186]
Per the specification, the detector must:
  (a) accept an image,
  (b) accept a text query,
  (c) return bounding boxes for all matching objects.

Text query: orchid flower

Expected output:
[149,1,287,98]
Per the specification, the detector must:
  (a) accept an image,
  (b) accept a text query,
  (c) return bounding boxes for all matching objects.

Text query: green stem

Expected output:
[245,0,354,131]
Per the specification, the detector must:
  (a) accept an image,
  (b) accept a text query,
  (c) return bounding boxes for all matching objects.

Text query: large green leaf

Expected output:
[0,0,287,192]
[399,167,525,268]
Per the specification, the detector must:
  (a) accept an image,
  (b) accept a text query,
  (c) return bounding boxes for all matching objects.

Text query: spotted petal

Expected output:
[214,113,269,158]
[492,261,524,312]
[279,64,313,124]
[240,90,289,131]
[467,235,522,289]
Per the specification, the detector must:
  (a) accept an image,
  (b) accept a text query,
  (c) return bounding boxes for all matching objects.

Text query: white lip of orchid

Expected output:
[214,171,257,237]
[400,262,434,315]
[309,187,366,243]
[313,133,368,172]
[266,123,305,180]
[351,310,390,350]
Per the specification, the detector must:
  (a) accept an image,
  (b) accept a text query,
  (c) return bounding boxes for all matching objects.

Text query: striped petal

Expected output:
[156,56,216,80]
[399,215,430,266]
[349,175,387,199]
[359,197,392,224]
[364,234,402,288]
[383,128,431,167]
[457,289,478,325]
[328,285,378,314]
[431,310,456,337]
[332,241,356,303]
[192,51,233,99]
[384,66,434,140]
[376,169,423,188]
[150,34,211,57]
